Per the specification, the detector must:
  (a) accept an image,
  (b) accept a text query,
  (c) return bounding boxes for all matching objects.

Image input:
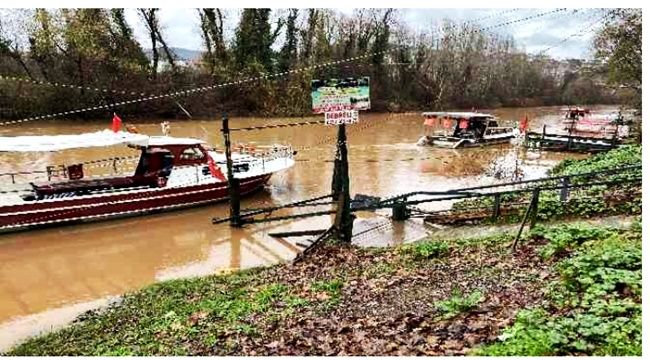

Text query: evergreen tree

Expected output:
[233,9,282,72]
[278,9,298,72]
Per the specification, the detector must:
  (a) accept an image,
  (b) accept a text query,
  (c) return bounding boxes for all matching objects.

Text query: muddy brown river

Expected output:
[0,106,614,349]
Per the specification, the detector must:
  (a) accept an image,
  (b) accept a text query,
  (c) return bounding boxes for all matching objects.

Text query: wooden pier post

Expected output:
[222,113,242,227]
[333,124,353,243]
[331,141,342,201]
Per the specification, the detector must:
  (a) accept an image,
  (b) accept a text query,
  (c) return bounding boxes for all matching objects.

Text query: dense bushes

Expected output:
[476,223,641,356]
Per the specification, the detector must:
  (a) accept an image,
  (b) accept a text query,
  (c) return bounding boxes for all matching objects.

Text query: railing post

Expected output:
[540,125,546,150]
[492,193,501,221]
[222,113,242,227]
[611,122,619,149]
[560,177,570,202]
[529,188,540,228]
[391,196,410,221]
[512,189,537,251]
[11,174,15,184]
[567,118,576,150]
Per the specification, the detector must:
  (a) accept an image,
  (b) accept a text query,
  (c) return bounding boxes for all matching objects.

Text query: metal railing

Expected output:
[210,163,641,226]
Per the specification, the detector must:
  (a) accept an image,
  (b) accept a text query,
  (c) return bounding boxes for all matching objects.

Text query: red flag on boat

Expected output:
[519,115,529,132]
[111,113,122,133]
[208,156,227,181]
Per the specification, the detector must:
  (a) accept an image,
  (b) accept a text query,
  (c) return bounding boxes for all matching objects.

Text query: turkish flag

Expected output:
[519,115,529,132]
[111,113,122,133]
[208,156,227,181]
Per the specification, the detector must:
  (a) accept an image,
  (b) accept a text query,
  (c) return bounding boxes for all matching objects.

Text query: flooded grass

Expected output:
[7,218,641,356]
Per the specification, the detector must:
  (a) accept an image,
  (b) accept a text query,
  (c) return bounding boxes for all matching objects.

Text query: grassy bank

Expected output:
[8,218,641,355]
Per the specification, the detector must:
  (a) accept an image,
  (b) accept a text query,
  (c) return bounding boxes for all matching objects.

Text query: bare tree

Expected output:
[138,8,176,77]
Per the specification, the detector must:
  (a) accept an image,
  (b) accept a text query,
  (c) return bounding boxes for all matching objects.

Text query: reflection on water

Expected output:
[0,106,610,349]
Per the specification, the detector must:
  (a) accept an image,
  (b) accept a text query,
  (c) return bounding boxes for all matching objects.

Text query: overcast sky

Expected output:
[123,8,607,59]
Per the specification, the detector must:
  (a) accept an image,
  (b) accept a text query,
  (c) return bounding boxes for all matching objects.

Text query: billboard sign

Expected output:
[311,77,370,114]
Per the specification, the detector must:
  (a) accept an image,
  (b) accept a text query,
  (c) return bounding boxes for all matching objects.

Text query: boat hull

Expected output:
[418,135,515,148]
[0,174,271,233]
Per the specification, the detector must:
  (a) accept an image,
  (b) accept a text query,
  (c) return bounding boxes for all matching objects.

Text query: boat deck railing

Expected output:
[2,145,295,186]
[0,156,141,185]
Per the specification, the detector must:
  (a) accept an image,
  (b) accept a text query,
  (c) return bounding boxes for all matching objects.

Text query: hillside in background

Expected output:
[143,47,203,62]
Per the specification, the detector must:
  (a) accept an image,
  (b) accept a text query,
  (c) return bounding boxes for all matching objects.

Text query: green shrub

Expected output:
[551,145,641,177]
[528,223,616,259]
[400,241,450,260]
[435,289,483,318]
[477,225,641,356]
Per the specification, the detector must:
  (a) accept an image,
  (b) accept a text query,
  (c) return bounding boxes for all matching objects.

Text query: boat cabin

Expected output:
[563,107,590,120]
[0,131,218,200]
[418,112,517,148]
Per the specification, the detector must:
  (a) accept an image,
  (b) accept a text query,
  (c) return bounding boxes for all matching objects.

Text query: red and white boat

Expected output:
[561,107,629,138]
[0,130,295,233]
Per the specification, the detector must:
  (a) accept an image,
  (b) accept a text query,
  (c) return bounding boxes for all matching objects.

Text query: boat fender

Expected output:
[416,136,429,146]
[452,139,466,149]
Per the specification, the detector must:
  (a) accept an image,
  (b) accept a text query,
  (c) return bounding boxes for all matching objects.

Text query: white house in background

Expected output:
[144,47,204,71]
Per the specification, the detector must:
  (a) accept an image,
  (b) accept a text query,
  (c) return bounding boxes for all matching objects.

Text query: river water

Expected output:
[0,105,615,350]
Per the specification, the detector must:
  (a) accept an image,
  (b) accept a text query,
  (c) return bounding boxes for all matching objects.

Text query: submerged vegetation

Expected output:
[449,145,642,224]
[8,218,641,356]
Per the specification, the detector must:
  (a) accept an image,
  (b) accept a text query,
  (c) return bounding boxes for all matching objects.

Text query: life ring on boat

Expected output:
[126,125,139,133]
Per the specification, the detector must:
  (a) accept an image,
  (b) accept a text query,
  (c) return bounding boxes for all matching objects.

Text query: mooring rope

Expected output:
[229,120,324,132]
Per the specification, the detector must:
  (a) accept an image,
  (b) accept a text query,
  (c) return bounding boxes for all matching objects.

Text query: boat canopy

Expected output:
[148,136,206,146]
[422,112,494,119]
[0,130,204,152]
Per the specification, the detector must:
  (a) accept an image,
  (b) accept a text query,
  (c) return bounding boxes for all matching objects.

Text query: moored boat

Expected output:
[561,107,629,139]
[416,112,518,148]
[0,130,295,233]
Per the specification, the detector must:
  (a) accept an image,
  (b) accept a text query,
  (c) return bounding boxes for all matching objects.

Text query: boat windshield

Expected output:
[453,118,486,138]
